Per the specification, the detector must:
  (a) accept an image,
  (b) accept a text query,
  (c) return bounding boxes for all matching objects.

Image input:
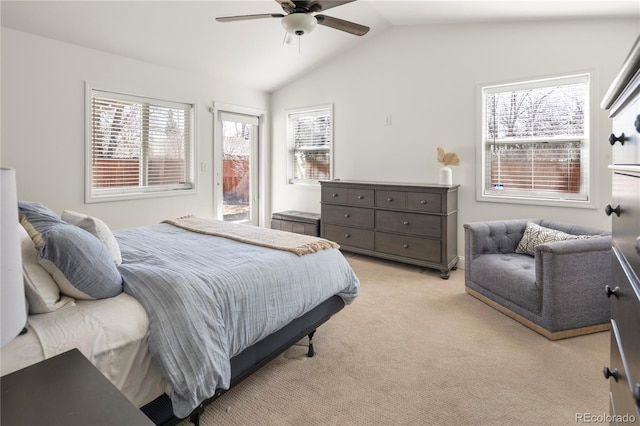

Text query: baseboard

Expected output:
[465,287,610,341]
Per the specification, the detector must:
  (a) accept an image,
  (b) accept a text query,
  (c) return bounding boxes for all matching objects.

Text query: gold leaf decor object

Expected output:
[437,147,460,166]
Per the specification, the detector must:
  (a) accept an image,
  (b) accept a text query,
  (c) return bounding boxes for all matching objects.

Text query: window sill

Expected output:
[85,187,196,204]
[477,193,596,209]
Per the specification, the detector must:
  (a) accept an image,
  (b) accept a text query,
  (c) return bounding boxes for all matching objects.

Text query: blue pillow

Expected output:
[18,201,122,300]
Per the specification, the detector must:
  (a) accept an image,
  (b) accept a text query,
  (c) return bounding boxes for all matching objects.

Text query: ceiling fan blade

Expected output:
[309,0,357,13]
[315,14,369,36]
[216,13,284,23]
[275,0,297,13]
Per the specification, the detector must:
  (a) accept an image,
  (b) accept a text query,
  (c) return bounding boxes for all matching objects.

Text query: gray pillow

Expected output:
[61,210,122,265]
[18,201,122,300]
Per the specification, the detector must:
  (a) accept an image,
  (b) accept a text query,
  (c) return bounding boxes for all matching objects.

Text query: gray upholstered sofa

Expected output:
[464,219,611,340]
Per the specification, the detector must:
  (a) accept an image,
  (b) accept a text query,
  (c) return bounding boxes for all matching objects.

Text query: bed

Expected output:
[1,202,360,425]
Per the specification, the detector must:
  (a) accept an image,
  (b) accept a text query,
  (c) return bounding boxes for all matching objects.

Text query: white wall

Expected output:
[271,18,640,253]
[1,28,270,229]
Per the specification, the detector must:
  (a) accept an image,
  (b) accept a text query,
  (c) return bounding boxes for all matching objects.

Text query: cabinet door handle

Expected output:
[357,195,364,200]
[605,285,620,298]
[605,204,621,217]
[344,213,350,218]
[387,197,394,202]
[603,366,619,382]
[609,133,627,146]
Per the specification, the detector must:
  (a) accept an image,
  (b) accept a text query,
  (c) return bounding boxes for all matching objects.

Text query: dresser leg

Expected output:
[440,270,450,280]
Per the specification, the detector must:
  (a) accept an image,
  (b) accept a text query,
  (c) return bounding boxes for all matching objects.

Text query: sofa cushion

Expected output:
[515,221,590,256]
[468,253,541,314]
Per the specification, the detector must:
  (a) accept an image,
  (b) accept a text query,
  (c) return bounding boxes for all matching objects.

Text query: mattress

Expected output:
[0,293,168,408]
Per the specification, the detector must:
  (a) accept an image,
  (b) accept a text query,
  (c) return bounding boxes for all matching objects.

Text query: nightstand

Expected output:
[1,348,154,426]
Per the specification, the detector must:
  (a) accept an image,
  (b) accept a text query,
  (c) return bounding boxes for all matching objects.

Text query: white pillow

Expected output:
[61,210,122,265]
[18,221,75,313]
[515,221,593,256]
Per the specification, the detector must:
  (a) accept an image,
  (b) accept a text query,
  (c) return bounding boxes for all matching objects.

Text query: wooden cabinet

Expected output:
[320,180,459,279]
[602,34,640,423]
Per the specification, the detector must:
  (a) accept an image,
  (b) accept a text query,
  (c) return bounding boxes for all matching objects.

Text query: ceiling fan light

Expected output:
[282,13,317,36]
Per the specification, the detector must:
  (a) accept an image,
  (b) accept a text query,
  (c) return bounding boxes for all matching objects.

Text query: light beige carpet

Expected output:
[183,254,609,426]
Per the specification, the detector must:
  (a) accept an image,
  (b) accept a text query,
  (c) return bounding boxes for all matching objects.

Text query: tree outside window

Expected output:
[481,74,589,203]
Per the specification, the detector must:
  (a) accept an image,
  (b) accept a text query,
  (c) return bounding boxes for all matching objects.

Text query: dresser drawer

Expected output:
[375,210,441,238]
[324,224,374,250]
[375,232,441,263]
[607,320,640,421]
[407,192,442,213]
[612,172,640,273]
[321,187,348,204]
[611,254,640,385]
[322,205,374,228]
[348,189,374,207]
[611,95,640,165]
[321,186,374,207]
[376,191,406,209]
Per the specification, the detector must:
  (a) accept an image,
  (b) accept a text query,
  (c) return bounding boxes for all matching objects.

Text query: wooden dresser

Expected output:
[320,180,459,279]
[602,34,640,423]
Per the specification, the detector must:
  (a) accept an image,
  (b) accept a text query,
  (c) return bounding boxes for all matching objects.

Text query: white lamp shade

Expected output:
[282,13,317,36]
[1,168,27,347]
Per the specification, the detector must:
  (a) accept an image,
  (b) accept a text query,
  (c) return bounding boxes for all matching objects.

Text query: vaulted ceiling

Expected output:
[2,1,638,92]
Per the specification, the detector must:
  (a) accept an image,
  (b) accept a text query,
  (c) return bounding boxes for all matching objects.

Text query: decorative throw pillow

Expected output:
[18,221,75,313]
[61,210,122,265]
[18,201,123,300]
[515,221,591,256]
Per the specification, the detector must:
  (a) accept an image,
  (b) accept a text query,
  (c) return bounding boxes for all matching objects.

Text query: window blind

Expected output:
[287,106,332,184]
[482,74,589,201]
[89,90,194,200]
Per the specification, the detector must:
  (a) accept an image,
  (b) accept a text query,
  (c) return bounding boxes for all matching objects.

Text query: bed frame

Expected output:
[140,295,346,426]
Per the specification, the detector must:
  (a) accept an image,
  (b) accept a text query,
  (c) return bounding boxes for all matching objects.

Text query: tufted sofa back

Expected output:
[463,219,610,259]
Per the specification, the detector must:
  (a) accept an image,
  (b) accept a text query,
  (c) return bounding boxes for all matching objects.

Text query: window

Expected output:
[286,105,333,185]
[86,87,195,202]
[479,74,590,205]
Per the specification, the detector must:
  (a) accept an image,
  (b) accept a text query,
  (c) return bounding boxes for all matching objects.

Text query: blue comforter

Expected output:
[114,223,359,418]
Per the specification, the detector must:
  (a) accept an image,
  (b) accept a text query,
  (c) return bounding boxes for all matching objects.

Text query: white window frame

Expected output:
[476,73,596,209]
[85,83,196,203]
[286,104,334,185]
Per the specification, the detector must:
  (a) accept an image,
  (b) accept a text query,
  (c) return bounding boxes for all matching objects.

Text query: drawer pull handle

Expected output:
[344,233,351,238]
[635,115,640,133]
[332,193,339,197]
[387,197,394,202]
[636,237,640,253]
[403,244,409,249]
[605,285,620,298]
[357,195,364,200]
[633,383,640,407]
[403,221,410,226]
[344,213,350,218]
[609,132,627,146]
[605,204,621,217]
[603,366,619,382]
[420,200,427,205]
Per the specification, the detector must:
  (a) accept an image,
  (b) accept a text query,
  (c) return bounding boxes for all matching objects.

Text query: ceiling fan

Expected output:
[216,0,370,37]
